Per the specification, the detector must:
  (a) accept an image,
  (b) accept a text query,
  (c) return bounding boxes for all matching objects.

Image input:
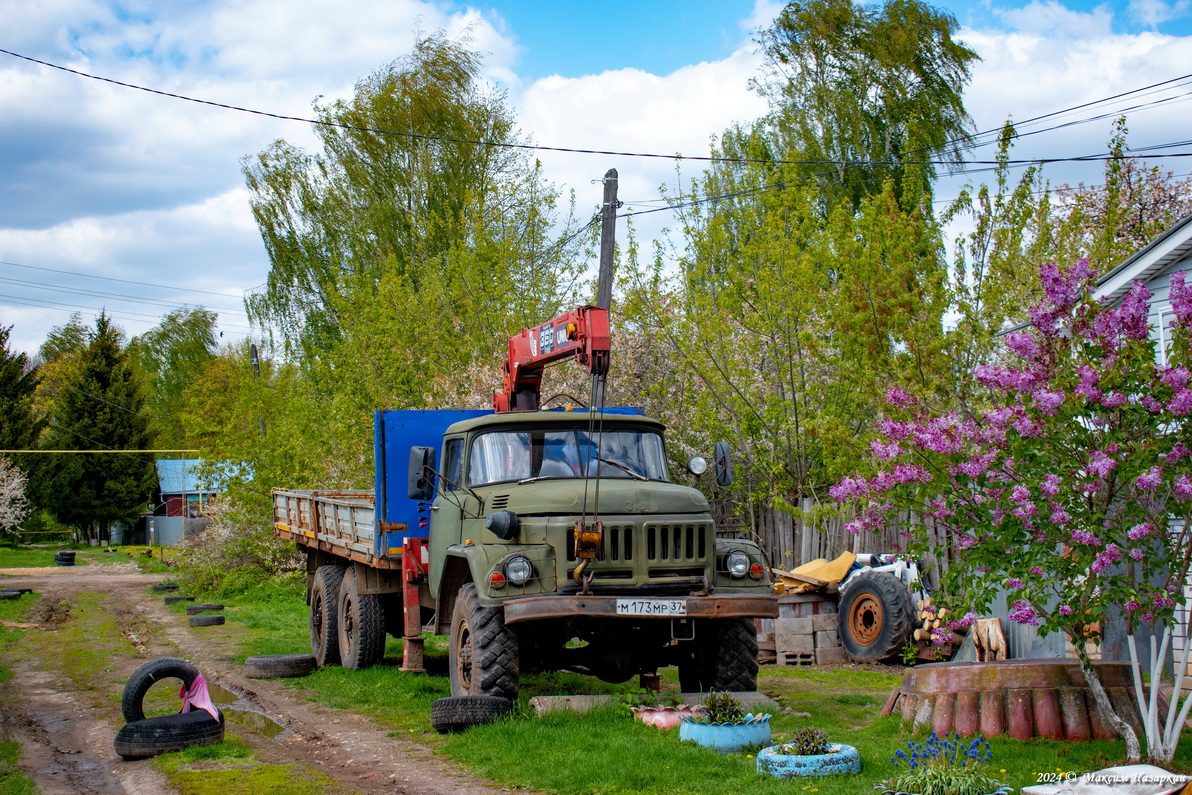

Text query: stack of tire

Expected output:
[114,658,224,760]
[54,551,75,567]
[186,603,225,627]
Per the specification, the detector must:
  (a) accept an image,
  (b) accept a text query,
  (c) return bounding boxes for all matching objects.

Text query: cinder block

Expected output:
[816,646,846,665]
[815,630,840,648]
[781,651,816,667]
[776,632,815,653]
[776,617,813,635]
[812,613,838,632]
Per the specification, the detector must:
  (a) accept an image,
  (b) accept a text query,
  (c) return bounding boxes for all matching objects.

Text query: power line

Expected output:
[4,47,1192,171]
[0,259,246,300]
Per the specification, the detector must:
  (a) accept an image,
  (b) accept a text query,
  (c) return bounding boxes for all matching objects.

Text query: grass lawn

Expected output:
[0,543,174,573]
[199,580,1192,794]
[0,593,43,794]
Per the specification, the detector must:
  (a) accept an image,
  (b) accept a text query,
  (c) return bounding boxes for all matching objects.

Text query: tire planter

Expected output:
[189,615,225,627]
[54,552,75,567]
[679,714,771,753]
[631,705,706,730]
[122,657,201,723]
[429,695,513,733]
[757,742,861,778]
[185,603,224,615]
[244,654,317,679]
[875,786,1012,795]
[114,710,225,759]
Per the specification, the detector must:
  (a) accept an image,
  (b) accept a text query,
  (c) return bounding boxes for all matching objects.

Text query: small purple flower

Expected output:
[1030,566,1045,576]
[1128,522,1155,540]
[1161,366,1191,390]
[1088,450,1118,479]
[1033,391,1065,414]
[1101,392,1127,408]
[1126,600,1141,612]
[1135,467,1163,491]
[1040,474,1062,497]
[1058,605,1074,616]
[1049,508,1071,525]
[1006,577,1023,589]
[1070,528,1099,545]
[1171,271,1192,325]
[955,534,977,550]
[870,439,903,460]
[1129,548,1144,561]
[1010,485,1031,504]
[1175,475,1192,501]
[1008,599,1040,626]
[1169,389,1192,416]
[1091,543,1123,574]
[1142,395,1163,412]
[886,385,916,409]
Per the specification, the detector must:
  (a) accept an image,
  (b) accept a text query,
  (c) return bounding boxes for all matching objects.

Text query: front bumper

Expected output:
[502,593,778,624]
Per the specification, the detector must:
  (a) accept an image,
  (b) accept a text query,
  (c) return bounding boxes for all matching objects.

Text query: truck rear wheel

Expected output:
[838,570,914,663]
[678,618,759,692]
[310,565,345,666]
[337,568,385,670]
[449,583,519,700]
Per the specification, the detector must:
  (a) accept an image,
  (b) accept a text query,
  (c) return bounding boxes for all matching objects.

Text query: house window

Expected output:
[1158,305,1174,366]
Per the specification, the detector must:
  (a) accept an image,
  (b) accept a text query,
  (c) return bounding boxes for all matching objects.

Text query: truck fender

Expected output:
[434,549,483,635]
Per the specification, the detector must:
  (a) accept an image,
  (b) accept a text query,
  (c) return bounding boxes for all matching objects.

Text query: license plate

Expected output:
[615,598,687,617]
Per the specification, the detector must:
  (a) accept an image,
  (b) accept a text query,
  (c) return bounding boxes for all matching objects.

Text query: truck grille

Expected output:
[565,523,707,564]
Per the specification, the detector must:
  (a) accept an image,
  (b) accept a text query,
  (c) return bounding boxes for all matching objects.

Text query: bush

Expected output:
[177,497,300,594]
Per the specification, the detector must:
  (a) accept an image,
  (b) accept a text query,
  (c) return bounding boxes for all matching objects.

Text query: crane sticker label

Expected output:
[539,322,556,355]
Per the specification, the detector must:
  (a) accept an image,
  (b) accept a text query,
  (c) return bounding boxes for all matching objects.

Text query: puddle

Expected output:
[207,682,288,738]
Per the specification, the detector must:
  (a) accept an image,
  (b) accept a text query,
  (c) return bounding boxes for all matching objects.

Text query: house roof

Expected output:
[1095,211,1192,304]
[155,459,213,495]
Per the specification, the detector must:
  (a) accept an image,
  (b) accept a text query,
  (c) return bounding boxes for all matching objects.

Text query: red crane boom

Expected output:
[494,305,610,412]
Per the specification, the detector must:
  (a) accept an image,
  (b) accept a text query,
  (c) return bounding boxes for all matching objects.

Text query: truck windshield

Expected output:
[467,428,669,486]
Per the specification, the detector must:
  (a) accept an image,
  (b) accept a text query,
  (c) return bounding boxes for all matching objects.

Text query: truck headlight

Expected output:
[725,549,750,578]
[504,555,534,586]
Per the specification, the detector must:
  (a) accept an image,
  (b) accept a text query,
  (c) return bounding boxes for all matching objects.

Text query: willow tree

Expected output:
[128,307,219,449]
[753,0,979,211]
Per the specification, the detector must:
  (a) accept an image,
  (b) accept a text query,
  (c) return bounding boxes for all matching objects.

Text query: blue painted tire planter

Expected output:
[756,743,861,778]
[678,714,771,753]
[874,786,1013,795]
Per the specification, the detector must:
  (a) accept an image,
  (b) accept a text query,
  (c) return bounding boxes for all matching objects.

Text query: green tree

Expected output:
[36,314,156,542]
[753,0,979,210]
[244,32,582,365]
[128,307,218,449]
[0,325,42,473]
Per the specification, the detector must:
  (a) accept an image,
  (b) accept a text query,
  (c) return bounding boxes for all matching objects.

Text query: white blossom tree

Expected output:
[0,456,29,533]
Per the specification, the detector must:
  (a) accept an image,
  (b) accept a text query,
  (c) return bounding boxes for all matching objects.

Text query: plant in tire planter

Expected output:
[679,691,771,753]
[878,731,1010,795]
[623,689,704,730]
[757,728,861,779]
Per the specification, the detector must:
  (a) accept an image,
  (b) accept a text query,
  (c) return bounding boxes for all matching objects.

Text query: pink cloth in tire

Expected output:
[178,673,220,721]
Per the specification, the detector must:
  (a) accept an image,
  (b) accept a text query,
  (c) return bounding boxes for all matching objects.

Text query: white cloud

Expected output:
[995,1,1115,37]
[1129,0,1192,26]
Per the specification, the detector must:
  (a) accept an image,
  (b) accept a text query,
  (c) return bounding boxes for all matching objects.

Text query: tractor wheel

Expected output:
[449,583,519,700]
[838,570,915,663]
[678,618,759,692]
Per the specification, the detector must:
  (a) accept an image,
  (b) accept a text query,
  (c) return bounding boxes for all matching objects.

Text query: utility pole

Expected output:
[592,169,619,408]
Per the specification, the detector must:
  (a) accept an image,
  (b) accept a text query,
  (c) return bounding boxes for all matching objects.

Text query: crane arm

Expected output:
[494,305,610,412]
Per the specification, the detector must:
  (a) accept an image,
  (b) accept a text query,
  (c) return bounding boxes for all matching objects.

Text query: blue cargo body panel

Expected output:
[374,410,490,555]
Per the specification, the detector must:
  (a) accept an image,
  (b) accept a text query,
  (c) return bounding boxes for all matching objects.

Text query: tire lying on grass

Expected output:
[185,604,224,615]
[2,587,33,595]
[114,710,225,760]
[430,695,513,734]
[243,654,317,679]
[152,582,179,592]
[0,591,20,600]
[122,657,201,723]
[189,615,225,627]
[164,595,196,605]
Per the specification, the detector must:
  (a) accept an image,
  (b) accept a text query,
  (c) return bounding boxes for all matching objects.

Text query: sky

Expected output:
[2,0,1192,357]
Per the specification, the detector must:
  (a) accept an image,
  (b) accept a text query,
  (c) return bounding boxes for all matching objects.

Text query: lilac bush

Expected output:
[832,259,1192,762]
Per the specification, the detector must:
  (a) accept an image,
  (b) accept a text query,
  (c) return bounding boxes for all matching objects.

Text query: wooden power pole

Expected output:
[592,169,618,408]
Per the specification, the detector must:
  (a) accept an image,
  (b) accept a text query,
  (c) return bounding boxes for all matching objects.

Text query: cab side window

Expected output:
[442,438,463,491]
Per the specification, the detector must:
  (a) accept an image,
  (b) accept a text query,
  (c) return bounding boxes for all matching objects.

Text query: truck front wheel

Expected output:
[678,618,759,693]
[337,568,385,670]
[449,583,519,700]
[310,565,345,666]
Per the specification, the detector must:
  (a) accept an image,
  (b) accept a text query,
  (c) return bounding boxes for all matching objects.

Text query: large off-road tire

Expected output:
[838,570,915,663]
[244,653,317,679]
[310,565,345,666]
[114,710,225,759]
[429,695,513,733]
[449,583,519,700]
[337,567,385,670]
[678,617,759,692]
[121,657,200,723]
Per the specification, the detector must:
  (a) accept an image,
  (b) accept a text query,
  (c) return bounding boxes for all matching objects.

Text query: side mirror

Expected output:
[408,446,437,500]
[714,441,733,487]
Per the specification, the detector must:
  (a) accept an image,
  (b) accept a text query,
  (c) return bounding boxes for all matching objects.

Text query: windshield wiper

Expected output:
[593,456,648,481]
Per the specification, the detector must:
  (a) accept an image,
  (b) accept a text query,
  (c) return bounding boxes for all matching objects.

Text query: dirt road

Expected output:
[0,564,511,795]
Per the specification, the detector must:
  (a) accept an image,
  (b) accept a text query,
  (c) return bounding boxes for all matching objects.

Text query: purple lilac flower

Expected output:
[1143,612,1155,622]
[1130,548,1144,561]
[1088,450,1118,479]
[893,464,933,484]
[830,476,869,501]
[947,611,978,630]
[1049,508,1072,525]
[1058,605,1074,616]
[1008,599,1040,626]
[1126,600,1141,612]
[955,534,977,550]
[877,418,913,440]
[1010,485,1031,504]
[1128,523,1155,540]
[871,439,903,460]
[1070,528,1099,545]
[886,385,916,408]
[1004,331,1038,360]
[1007,578,1023,589]
[1030,566,1045,576]
[1101,392,1127,409]
[1142,395,1163,412]
[1119,282,1153,339]
[1091,544,1123,574]
[1176,475,1192,501]
[1171,271,1192,325]
[958,450,998,478]
[1034,391,1065,414]
[1170,389,1192,415]
[1136,468,1163,491]
[1167,444,1192,463]
[1161,366,1191,390]
[930,627,954,646]
[1040,474,1061,497]
[1154,594,1176,609]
